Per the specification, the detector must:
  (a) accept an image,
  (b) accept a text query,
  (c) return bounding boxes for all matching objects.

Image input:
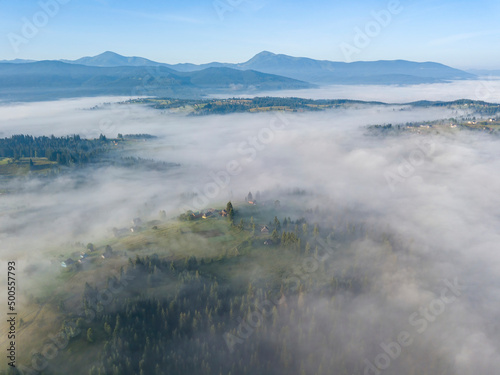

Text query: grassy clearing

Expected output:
[0,302,61,367]
[0,157,57,176]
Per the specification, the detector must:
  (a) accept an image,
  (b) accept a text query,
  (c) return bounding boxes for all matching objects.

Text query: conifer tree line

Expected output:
[0,134,111,165]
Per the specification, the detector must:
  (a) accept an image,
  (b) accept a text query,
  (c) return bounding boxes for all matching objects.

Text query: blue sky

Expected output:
[1,0,499,69]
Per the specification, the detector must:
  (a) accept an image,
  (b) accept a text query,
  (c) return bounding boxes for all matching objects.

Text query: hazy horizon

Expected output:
[2,1,500,69]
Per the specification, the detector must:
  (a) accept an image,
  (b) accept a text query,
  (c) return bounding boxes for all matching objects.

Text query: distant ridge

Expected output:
[0,61,313,101]
[1,51,476,85]
[233,51,476,84]
[0,58,36,64]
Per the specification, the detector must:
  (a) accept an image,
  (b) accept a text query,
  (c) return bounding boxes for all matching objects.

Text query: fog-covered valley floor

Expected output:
[214,77,500,103]
[1,93,499,374]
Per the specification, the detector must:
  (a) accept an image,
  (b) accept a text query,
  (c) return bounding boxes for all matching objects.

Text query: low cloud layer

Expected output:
[1,96,499,373]
[212,78,500,103]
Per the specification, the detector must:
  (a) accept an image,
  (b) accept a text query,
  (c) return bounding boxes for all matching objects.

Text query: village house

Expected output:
[191,212,203,219]
[61,258,75,268]
[202,211,214,219]
[261,225,269,234]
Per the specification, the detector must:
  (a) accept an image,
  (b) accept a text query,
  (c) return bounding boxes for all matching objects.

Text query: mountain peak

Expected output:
[72,51,128,65]
[69,51,165,68]
[96,51,124,58]
[254,51,276,57]
[244,51,279,65]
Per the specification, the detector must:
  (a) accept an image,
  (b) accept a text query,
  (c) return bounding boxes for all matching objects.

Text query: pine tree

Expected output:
[274,216,281,232]
[104,322,112,336]
[305,242,311,255]
[272,229,280,243]
[226,201,234,221]
[87,328,94,343]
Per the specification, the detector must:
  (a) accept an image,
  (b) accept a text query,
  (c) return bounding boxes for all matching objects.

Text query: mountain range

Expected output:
[0,51,479,101]
[0,60,311,102]
[58,51,476,84]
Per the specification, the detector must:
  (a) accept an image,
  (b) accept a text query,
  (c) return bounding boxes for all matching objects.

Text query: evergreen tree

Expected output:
[87,328,94,343]
[313,223,319,237]
[274,216,281,232]
[272,229,280,243]
[305,242,311,255]
[226,201,234,220]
